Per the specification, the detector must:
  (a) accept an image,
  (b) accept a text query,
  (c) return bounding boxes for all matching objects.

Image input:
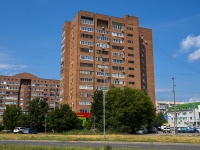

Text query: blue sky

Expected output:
[0,0,200,102]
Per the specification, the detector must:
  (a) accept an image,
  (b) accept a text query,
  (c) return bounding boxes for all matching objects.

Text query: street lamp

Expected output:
[103,64,106,139]
[193,104,196,127]
[98,50,106,139]
[172,77,177,135]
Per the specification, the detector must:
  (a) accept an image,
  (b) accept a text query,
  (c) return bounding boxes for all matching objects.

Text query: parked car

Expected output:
[135,128,148,134]
[196,128,200,133]
[147,126,158,133]
[177,127,196,133]
[163,127,172,133]
[22,128,37,134]
[13,127,25,133]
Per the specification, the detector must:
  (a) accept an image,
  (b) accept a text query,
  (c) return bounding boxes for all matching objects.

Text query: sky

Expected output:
[0,0,200,102]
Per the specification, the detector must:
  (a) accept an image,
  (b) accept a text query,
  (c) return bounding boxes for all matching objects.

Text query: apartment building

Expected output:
[60,10,155,113]
[0,73,60,123]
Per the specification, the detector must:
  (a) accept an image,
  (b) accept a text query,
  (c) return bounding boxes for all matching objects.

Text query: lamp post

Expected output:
[103,64,106,139]
[172,77,177,135]
[98,50,106,139]
[193,104,196,127]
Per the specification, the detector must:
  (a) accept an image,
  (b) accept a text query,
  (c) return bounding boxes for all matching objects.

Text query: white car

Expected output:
[13,127,25,133]
[163,127,172,133]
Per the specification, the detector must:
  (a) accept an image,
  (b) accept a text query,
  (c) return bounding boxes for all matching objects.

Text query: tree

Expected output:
[151,112,166,127]
[3,105,22,130]
[47,104,80,132]
[87,87,156,133]
[27,98,48,132]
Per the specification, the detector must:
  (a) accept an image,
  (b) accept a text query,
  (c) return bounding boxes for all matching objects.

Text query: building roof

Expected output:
[167,102,200,112]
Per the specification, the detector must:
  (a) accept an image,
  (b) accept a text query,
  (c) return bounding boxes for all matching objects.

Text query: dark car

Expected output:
[147,126,158,133]
[22,128,37,134]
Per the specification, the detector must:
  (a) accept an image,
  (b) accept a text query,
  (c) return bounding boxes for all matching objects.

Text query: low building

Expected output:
[156,100,186,114]
[0,73,60,123]
[167,102,200,128]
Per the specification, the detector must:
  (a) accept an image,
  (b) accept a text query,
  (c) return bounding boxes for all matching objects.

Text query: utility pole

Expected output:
[172,77,177,135]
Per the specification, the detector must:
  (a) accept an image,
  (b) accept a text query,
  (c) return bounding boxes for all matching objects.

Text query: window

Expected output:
[81,33,93,38]
[112,32,124,37]
[80,40,93,46]
[80,26,94,32]
[142,79,146,83]
[97,64,108,69]
[79,100,92,105]
[112,52,124,58]
[128,74,135,78]
[81,16,94,25]
[128,47,134,50]
[128,54,134,57]
[128,40,133,44]
[128,60,134,64]
[97,79,109,83]
[96,72,109,76]
[80,70,93,75]
[97,50,109,55]
[80,55,93,60]
[128,67,134,70]
[96,57,109,62]
[112,66,124,70]
[96,86,108,91]
[80,93,92,97]
[113,59,124,64]
[80,63,93,67]
[80,48,93,53]
[112,80,124,85]
[127,34,133,37]
[112,73,125,78]
[112,22,123,30]
[129,82,135,85]
[112,38,124,44]
[80,78,93,82]
[97,36,109,41]
[80,109,90,113]
[96,43,110,48]
[79,85,93,90]
[112,45,124,50]
[96,29,108,34]
[127,27,133,31]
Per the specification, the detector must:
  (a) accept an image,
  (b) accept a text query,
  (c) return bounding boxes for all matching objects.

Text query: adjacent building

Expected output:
[60,10,155,113]
[167,102,200,128]
[0,73,60,123]
[156,100,186,114]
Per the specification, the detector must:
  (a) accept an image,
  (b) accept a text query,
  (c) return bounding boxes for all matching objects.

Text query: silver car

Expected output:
[13,127,25,133]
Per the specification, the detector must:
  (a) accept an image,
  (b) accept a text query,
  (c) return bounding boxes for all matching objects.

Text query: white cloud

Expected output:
[179,34,200,62]
[187,49,200,62]
[180,34,200,52]
[0,64,27,70]
[0,52,27,76]
[189,98,200,102]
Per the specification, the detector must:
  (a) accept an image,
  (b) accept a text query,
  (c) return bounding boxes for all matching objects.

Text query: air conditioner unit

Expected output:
[102,26,105,29]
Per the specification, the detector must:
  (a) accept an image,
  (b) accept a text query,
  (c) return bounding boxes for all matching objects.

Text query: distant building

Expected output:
[167,102,200,128]
[0,73,60,123]
[60,10,155,113]
[156,100,186,114]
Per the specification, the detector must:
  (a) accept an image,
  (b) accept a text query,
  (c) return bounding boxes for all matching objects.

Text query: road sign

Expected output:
[164,115,168,120]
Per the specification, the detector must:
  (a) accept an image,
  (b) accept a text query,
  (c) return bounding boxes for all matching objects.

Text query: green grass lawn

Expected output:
[0,132,200,144]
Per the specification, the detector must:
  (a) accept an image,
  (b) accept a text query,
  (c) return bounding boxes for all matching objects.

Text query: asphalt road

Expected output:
[0,140,200,149]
